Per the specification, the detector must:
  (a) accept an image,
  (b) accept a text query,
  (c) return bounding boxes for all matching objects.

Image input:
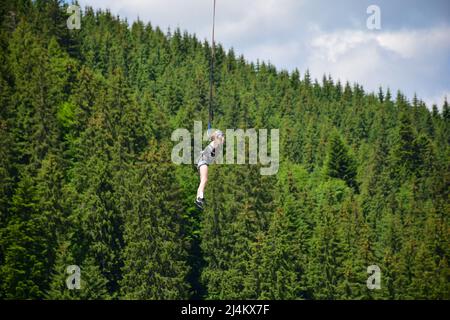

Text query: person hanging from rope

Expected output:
[195,129,225,210]
[194,0,221,211]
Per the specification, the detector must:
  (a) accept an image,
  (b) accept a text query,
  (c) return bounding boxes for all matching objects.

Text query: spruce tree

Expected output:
[324,131,357,191]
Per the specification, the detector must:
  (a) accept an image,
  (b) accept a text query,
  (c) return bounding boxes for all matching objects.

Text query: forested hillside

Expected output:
[0,1,449,299]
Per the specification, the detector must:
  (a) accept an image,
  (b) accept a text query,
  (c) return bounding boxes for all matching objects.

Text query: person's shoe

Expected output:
[195,197,204,210]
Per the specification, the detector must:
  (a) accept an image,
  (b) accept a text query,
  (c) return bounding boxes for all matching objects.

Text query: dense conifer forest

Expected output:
[0,1,449,299]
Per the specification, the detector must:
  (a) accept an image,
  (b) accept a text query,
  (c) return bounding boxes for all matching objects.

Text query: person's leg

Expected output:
[196,164,208,199]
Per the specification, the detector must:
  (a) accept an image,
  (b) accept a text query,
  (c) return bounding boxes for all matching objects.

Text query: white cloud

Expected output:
[307,26,450,67]
[304,26,450,108]
[309,30,370,63]
[376,27,450,59]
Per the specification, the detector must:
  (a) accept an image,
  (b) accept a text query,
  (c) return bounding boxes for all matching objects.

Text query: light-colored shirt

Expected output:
[197,141,222,165]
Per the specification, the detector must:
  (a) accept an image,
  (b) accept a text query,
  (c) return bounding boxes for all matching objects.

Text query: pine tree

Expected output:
[46,241,110,300]
[120,141,190,299]
[324,131,357,191]
[442,97,449,121]
[306,180,350,299]
[258,208,300,299]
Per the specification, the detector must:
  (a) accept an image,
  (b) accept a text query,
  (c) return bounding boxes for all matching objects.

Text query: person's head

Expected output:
[210,129,225,144]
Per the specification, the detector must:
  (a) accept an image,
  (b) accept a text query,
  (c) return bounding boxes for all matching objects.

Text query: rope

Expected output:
[208,0,216,131]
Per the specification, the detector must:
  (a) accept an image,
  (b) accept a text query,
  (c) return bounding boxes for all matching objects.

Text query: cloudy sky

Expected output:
[77,0,450,109]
